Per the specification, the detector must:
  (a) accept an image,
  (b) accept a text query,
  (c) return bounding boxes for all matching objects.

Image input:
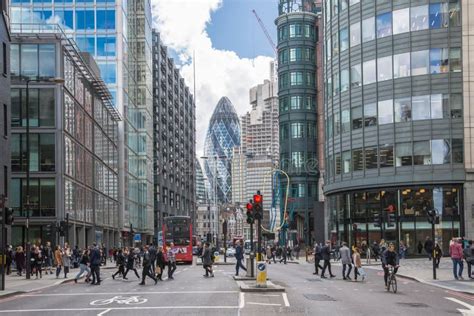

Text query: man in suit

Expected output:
[235,241,247,276]
[89,243,101,285]
[320,240,336,279]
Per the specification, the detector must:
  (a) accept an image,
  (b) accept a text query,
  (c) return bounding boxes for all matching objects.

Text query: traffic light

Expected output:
[253,191,263,220]
[386,212,396,227]
[246,201,254,224]
[373,212,381,227]
[58,221,66,236]
[427,209,440,225]
[4,207,14,225]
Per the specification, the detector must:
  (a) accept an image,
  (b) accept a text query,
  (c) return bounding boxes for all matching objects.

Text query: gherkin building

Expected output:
[204,97,241,204]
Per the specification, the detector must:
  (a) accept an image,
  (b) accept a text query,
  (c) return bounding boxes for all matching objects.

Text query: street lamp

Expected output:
[25,77,64,279]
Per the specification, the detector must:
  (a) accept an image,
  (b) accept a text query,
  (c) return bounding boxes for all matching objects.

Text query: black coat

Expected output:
[126,253,135,269]
[156,251,165,268]
[321,245,331,261]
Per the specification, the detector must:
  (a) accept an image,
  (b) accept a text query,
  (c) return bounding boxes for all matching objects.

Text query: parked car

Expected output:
[226,247,236,257]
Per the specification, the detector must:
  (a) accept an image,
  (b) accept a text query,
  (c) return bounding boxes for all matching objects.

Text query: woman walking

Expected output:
[155,246,166,280]
[74,248,91,283]
[15,246,25,276]
[62,244,72,278]
[123,248,140,280]
[352,247,366,281]
[201,242,214,277]
[33,246,43,279]
[54,245,63,279]
[112,249,125,279]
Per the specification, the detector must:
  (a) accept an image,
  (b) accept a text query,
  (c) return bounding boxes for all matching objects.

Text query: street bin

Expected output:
[256,261,267,288]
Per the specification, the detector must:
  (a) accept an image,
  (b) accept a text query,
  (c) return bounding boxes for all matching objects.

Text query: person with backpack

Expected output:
[313,242,323,275]
[112,249,125,280]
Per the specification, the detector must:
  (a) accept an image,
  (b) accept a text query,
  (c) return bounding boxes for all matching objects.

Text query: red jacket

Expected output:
[450,242,463,259]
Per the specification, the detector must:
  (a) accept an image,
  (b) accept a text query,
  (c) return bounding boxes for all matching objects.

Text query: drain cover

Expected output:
[304,294,336,301]
[397,303,429,308]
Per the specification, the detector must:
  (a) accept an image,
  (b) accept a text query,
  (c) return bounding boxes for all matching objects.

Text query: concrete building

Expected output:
[9,27,121,248]
[10,0,155,243]
[324,0,464,255]
[276,0,323,244]
[151,31,196,242]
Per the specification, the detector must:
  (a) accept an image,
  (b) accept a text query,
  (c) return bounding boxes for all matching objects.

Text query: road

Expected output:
[0,258,473,315]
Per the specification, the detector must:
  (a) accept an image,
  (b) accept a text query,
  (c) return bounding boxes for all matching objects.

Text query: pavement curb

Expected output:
[236,280,285,292]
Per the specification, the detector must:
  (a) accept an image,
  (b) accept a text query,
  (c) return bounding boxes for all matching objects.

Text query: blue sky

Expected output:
[207,0,277,59]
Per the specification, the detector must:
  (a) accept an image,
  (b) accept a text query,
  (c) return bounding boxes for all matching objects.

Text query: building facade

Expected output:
[10,0,155,243]
[152,30,196,241]
[276,0,323,244]
[10,28,120,248]
[324,0,464,255]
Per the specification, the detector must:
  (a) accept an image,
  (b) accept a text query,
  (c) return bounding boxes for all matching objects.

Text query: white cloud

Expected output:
[151,0,274,160]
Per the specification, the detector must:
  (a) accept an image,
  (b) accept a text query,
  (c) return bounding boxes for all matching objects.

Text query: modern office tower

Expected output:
[276,0,323,244]
[10,0,155,243]
[9,28,120,248]
[324,0,464,255]
[196,158,207,205]
[203,96,241,205]
[152,30,196,238]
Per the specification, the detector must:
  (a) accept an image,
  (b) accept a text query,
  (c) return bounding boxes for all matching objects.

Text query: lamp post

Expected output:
[25,77,64,279]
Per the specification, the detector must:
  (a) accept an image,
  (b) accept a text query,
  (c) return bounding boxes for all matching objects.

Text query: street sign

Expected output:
[134,234,141,242]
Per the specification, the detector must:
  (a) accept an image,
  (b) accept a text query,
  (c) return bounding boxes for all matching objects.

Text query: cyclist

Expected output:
[381,242,399,289]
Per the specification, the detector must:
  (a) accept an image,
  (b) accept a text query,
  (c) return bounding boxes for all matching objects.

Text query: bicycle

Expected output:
[386,266,397,293]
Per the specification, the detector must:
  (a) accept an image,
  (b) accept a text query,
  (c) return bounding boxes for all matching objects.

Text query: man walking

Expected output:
[112,249,125,280]
[123,248,140,280]
[424,236,434,261]
[320,240,335,279]
[313,242,323,275]
[90,243,101,285]
[200,242,214,277]
[139,246,157,285]
[235,241,247,276]
[167,242,177,280]
[149,243,157,274]
[340,242,352,280]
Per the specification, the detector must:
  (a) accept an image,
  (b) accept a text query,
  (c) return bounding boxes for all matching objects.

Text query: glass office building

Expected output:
[323,0,464,255]
[10,0,155,243]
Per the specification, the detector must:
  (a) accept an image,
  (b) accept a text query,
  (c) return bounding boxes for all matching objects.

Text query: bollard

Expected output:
[256,261,267,288]
[246,257,251,277]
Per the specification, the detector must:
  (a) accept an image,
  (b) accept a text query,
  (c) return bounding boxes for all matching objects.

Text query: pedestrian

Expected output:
[33,246,43,279]
[167,242,177,280]
[424,236,434,261]
[434,243,443,268]
[74,248,91,283]
[352,247,365,281]
[54,245,63,279]
[266,246,272,264]
[201,242,214,277]
[62,244,71,278]
[294,243,300,260]
[372,241,380,261]
[15,246,25,276]
[313,242,323,275]
[5,245,12,275]
[149,243,157,274]
[417,241,423,255]
[340,242,352,280]
[123,248,140,280]
[139,246,157,285]
[450,238,464,280]
[90,243,101,285]
[399,240,407,259]
[379,239,387,254]
[112,249,125,280]
[463,240,474,279]
[271,246,277,264]
[155,246,166,280]
[287,246,293,261]
[320,240,336,279]
[44,242,53,275]
[235,240,247,276]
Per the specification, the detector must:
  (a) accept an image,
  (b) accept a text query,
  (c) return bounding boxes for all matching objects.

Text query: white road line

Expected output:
[97,309,111,316]
[0,306,240,313]
[282,293,290,307]
[18,290,239,297]
[239,292,245,309]
[249,294,280,297]
[247,302,281,306]
[445,297,474,315]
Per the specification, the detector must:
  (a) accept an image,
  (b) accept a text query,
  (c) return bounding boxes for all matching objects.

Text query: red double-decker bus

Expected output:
[163,216,193,264]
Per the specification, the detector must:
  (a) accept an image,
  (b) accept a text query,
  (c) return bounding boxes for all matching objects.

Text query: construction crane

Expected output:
[252,9,277,55]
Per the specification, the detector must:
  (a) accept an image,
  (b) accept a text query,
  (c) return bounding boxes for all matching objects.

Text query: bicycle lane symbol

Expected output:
[90,296,148,306]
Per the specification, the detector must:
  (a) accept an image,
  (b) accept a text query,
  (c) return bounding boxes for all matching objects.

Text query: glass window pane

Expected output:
[352,149,363,171]
[378,99,393,125]
[290,96,302,110]
[340,68,349,92]
[363,59,376,85]
[431,94,444,119]
[21,44,38,79]
[365,147,377,169]
[450,48,461,73]
[379,144,394,168]
[411,50,429,76]
[350,22,360,47]
[450,93,463,118]
[332,31,339,56]
[96,9,115,30]
[333,72,339,95]
[40,134,55,171]
[351,63,361,87]
[377,55,392,81]
[452,139,463,163]
[376,12,392,38]
[98,63,116,84]
[411,5,429,31]
[40,179,55,217]
[342,151,351,173]
[340,27,348,52]
[39,44,56,79]
[393,8,410,34]
[396,142,413,166]
[362,17,375,42]
[393,52,411,78]
[394,97,411,123]
[364,103,377,127]
[430,48,449,74]
[39,89,55,126]
[449,1,461,27]
[414,140,431,165]
[351,106,362,130]
[341,109,350,133]
[11,44,19,78]
[430,3,448,29]
[334,112,340,136]
[432,139,450,164]
[76,36,95,55]
[291,122,304,138]
[412,95,430,120]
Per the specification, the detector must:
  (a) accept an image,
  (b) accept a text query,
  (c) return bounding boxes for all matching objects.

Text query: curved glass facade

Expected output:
[324,0,464,250]
[203,97,241,204]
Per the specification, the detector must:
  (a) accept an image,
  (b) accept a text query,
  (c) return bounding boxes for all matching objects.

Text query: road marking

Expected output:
[97,309,111,316]
[247,302,281,306]
[239,292,245,309]
[282,293,290,307]
[447,291,474,302]
[250,294,280,297]
[19,290,239,297]
[0,306,240,313]
[445,297,474,316]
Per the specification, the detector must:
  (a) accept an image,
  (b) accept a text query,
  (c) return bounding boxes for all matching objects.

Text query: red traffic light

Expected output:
[253,194,262,204]
[246,203,253,211]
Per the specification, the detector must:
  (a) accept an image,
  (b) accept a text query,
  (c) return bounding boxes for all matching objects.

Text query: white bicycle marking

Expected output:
[90,296,148,306]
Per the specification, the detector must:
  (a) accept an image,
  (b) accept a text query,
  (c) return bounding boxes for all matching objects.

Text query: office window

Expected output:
[377,56,392,82]
[432,139,450,164]
[364,103,377,127]
[352,149,363,171]
[11,44,19,78]
[11,88,55,127]
[394,97,411,122]
[326,38,332,60]
[378,99,393,125]
[21,44,38,79]
[39,45,56,79]
[291,122,304,138]
[335,153,341,175]
[431,94,444,119]
[3,104,6,137]
[289,48,301,62]
[333,72,339,96]
[376,12,392,38]
[40,134,55,171]
[279,49,288,64]
[291,183,305,198]
[54,10,73,29]
[450,48,461,73]
[411,50,429,76]
[11,134,55,172]
[365,147,377,169]
[289,24,303,38]
[291,151,304,169]
[412,95,430,120]
[393,52,410,78]
[341,109,350,133]
[350,22,360,47]
[303,48,314,62]
[340,27,349,52]
[414,141,431,165]
[430,48,449,74]
[97,37,115,57]
[278,25,288,41]
[363,59,376,85]
[393,8,410,34]
[304,96,315,110]
[362,17,375,42]
[332,31,339,56]
[2,42,6,75]
[304,25,314,39]
[327,115,333,137]
[98,63,116,84]
[340,68,349,92]
[279,123,288,140]
[279,96,289,112]
[334,112,340,136]
[307,123,316,139]
[452,139,463,163]
[379,144,394,168]
[290,96,302,110]
[352,106,362,130]
[96,10,115,30]
[450,93,462,118]
[290,72,303,86]
[342,151,351,173]
[279,73,288,89]
[396,142,412,166]
[76,9,94,30]
[430,3,449,29]
[77,36,95,56]
[305,72,314,86]
[351,63,361,87]
[449,1,461,27]
[411,5,429,31]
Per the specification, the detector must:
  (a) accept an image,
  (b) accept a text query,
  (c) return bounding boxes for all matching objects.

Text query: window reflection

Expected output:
[410,5,429,31]
[393,8,410,34]
[376,12,392,38]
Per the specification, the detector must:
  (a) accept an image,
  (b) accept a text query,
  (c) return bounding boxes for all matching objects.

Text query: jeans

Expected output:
[236,258,247,275]
[168,261,176,278]
[452,258,464,278]
[55,265,62,278]
[75,263,91,280]
[203,264,213,276]
[342,263,352,278]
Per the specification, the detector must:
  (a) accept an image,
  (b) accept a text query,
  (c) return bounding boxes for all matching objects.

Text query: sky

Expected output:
[151,0,277,162]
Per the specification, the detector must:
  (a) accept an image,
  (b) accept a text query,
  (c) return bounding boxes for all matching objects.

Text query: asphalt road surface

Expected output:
[0,259,473,315]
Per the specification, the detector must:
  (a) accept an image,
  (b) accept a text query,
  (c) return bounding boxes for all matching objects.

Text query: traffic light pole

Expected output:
[250,221,254,277]
[257,218,262,262]
[431,221,436,280]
